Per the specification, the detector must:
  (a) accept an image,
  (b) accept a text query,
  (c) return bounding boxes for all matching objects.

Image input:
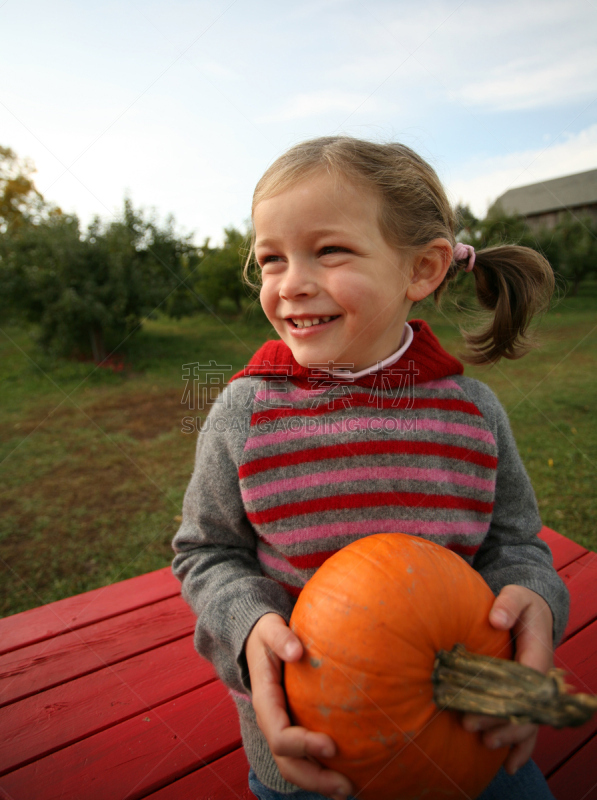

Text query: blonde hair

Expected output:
[246,136,554,364]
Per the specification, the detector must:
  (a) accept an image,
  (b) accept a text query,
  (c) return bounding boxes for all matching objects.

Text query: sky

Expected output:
[2,0,597,245]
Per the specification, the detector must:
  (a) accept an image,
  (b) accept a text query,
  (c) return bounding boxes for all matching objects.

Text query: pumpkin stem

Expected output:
[432,644,597,728]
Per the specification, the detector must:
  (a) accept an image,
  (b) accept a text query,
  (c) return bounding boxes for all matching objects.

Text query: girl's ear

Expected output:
[406,239,452,303]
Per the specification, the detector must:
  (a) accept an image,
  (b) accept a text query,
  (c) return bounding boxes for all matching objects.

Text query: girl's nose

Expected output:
[279,258,318,300]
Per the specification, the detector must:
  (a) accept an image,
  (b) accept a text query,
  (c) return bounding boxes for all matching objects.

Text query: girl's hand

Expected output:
[245,613,353,800]
[462,585,554,775]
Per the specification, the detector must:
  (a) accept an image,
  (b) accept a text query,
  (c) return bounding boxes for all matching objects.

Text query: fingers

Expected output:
[462,714,505,735]
[462,588,554,777]
[245,614,353,798]
[269,726,335,759]
[471,718,538,774]
[264,616,303,662]
[266,725,353,798]
[253,680,338,766]
[503,734,538,776]
[249,613,303,663]
[463,714,538,775]
[246,615,301,740]
[274,751,353,800]
[488,584,536,631]
[489,585,554,673]
[483,721,537,751]
[246,614,302,702]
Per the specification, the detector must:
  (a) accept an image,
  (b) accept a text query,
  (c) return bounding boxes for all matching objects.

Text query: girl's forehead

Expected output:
[253,169,378,219]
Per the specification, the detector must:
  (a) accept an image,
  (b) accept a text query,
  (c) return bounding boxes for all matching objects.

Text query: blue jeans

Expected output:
[248,760,555,799]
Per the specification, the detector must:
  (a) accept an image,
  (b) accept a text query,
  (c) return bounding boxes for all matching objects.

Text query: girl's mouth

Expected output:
[287,315,340,330]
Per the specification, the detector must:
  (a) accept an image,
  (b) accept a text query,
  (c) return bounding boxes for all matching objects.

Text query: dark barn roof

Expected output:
[493,169,597,217]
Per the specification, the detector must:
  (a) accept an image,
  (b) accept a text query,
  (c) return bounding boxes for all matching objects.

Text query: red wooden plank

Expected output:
[547,732,597,799]
[0,636,215,776]
[535,618,597,776]
[559,552,597,642]
[0,680,241,800]
[144,747,252,800]
[0,567,180,656]
[0,596,195,707]
[539,525,588,570]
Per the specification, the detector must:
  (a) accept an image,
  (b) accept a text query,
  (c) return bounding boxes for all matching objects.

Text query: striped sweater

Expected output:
[172,320,569,793]
[235,322,496,597]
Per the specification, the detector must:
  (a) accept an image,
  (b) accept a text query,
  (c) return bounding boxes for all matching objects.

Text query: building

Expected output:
[492,169,597,230]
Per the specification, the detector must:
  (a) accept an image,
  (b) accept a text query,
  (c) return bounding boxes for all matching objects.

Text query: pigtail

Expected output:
[458,245,554,365]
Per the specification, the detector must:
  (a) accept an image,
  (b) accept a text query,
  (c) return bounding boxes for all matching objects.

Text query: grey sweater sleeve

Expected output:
[455,376,569,645]
[172,379,295,693]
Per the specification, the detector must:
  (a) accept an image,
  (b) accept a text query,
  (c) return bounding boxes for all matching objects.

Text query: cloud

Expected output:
[198,59,239,81]
[453,50,597,112]
[446,124,597,217]
[323,1,597,113]
[256,91,385,123]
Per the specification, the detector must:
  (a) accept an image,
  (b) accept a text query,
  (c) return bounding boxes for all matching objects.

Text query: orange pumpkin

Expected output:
[285,533,513,800]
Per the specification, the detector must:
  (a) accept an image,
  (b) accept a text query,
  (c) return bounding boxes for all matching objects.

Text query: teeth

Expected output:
[291,316,334,328]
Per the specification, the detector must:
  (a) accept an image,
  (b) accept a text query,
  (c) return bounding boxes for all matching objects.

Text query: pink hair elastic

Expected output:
[453,242,476,272]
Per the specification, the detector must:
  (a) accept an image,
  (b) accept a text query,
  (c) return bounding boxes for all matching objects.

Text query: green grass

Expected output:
[1,289,595,616]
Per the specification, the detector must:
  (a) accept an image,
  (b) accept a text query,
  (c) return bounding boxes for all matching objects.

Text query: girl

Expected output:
[172,137,569,800]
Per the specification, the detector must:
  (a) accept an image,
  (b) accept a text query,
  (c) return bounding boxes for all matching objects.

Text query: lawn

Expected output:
[1,289,595,616]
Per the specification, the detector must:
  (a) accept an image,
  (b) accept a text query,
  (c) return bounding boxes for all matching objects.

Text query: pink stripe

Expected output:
[246,417,493,449]
[257,547,301,576]
[416,419,494,444]
[262,518,489,546]
[229,688,251,702]
[243,466,494,502]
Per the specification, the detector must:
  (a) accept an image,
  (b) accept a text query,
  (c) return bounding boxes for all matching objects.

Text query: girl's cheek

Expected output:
[259,282,269,308]
[259,283,278,323]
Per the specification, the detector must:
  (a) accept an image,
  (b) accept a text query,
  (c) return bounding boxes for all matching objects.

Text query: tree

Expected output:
[195,226,249,313]
[0,146,46,232]
[465,207,538,250]
[0,198,197,361]
[538,213,597,295]
[461,206,597,295]
[455,204,478,237]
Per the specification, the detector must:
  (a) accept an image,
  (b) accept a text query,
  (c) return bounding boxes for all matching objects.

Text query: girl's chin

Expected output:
[284,342,354,371]
[282,341,324,367]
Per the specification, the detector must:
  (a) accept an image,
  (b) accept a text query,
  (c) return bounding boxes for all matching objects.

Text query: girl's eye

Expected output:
[259,255,282,267]
[320,246,349,256]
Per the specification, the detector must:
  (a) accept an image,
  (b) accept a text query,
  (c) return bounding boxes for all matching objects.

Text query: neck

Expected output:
[325,323,413,379]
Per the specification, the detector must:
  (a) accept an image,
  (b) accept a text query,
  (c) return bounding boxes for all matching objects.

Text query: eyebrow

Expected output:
[255,228,351,248]
[254,238,278,250]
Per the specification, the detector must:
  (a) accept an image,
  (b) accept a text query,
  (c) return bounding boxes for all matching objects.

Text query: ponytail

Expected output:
[438,245,554,365]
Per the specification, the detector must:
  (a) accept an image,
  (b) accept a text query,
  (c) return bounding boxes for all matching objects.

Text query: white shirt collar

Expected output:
[324,322,414,379]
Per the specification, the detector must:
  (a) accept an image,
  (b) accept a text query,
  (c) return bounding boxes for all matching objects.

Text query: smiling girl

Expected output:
[172,137,568,800]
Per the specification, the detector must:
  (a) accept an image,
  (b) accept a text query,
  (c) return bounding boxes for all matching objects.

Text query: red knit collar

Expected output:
[229,320,463,389]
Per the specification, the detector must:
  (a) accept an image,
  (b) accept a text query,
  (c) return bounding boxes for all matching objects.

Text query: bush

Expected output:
[0,200,197,361]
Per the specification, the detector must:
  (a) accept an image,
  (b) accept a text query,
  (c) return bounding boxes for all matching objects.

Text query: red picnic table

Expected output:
[1,526,596,800]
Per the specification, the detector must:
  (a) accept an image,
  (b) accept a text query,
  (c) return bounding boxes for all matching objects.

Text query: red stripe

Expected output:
[240,440,497,479]
[286,550,340,569]
[445,542,481,557]
[247,492,494,525]
[251,396,481,423]
[274,580,302,598]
